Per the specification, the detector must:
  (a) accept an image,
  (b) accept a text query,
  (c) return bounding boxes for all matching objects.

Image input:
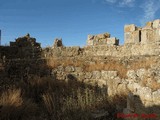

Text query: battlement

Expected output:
[86,33,119,46]
[124,19,160,44]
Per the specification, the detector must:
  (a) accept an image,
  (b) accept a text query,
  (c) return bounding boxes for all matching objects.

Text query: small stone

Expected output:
[85,72,92,79]
[127,70,137,79]
[65,66,75,72]
[92,71,101,79]
[136,69,146,79]
[101,71,118,79]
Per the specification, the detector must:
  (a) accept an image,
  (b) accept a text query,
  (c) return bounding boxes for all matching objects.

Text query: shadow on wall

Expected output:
[0,35,160,120]
[0,34,52,100]
[122,92,160,120]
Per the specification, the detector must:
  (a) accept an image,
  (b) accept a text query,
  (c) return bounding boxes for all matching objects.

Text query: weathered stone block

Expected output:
[124,32,132,44]
[125,30,141,44]
[87,40,94,46]
[85,72,92,79]
[104,33,110,38]
[95,34,105,39]
[132,30,141,43]
[75,67,83,72]
[65,66,75,72]
[153,19,160,28]
[136,69,146,79]
[124,24,136,32]
[117,84,127,94]
[127,70,137,79]
[53,38,63,47]
[88,35,94,40]
[138,87,152,101]
[141,29,155,44]
[107,37,119,45]
[152,89,160,104]
[101,71,118,79]
[155,28,160,41]
[96,33,110,39]
[146,21,153,28]
[92,71,101,79]
[97,79,107,87]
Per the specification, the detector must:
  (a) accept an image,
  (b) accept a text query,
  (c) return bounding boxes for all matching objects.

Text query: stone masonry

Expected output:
[0,34,41,59]
[124,19,160,44]
[87,33,119,46]
[1,19,160,119]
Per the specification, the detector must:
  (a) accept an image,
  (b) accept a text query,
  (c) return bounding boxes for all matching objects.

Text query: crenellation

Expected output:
[124,19,160,45]
[124,24,137,32]
[124,24,141,44]
[153,19,160,29]
[1,19,160,119]
[87,32,119,46]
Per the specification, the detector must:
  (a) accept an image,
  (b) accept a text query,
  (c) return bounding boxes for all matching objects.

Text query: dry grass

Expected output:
[47,57,157,79]
[0,88,39,120]
[0,88,23,107]
[47,58,84,68]
[84,61,128,78]
[42,85,126,120]
[129,58,155,70]
[1,56,159,119]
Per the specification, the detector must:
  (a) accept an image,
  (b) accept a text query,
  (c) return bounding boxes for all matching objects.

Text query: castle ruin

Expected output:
[124,19,160,44]
[0,20,160,118]
[0,34,41,59]
[87,32,119,46]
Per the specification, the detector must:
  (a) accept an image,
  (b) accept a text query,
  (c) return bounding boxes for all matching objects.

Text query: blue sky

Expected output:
[0,0,160,47]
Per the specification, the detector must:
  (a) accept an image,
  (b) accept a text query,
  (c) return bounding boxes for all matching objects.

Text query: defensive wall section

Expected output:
[43,19,160,58]
[1,20,160,118]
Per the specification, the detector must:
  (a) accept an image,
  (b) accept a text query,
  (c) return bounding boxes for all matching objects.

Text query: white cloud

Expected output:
[140,0,160,25]
[119,0,135,7]
[104,0,135,7]
[105,0,117,3]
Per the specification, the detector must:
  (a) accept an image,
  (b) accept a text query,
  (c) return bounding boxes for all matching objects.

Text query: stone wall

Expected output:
[87,33,119,46]
[48,58,160,118]
[124,19,160,44]
[43,43,160,58]
[0,34,41,59]
[42,20,160,117]
[1,19,160,118]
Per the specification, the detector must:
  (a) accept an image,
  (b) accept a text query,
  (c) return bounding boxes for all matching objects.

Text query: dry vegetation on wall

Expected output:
[47,56,157,79]
[0,76,127,120]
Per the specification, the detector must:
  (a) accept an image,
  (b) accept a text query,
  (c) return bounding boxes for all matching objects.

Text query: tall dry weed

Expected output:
[0,88,39,120]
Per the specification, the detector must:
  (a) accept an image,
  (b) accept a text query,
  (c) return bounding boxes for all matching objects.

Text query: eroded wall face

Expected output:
[125,19,160,45]
[87,33,119,46]
[1,20,160,117]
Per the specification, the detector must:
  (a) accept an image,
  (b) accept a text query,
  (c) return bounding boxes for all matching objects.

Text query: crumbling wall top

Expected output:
[124,19,160,45]
[87,32,119,46]
[53,38,63,48]
[10,33,41,48]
